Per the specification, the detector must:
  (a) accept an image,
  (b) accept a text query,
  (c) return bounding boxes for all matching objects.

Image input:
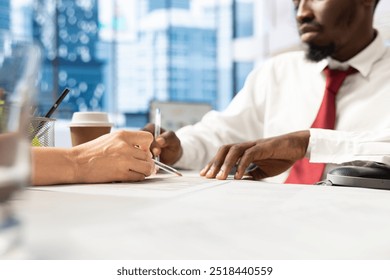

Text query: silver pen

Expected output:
[154,108,161,162]
[134,144,181,176]
[153,159,182,176]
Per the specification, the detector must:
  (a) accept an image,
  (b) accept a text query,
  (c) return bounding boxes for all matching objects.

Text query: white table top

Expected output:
[13,171,390,259]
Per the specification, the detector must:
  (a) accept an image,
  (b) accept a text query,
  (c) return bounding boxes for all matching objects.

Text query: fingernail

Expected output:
[200,164,210,174]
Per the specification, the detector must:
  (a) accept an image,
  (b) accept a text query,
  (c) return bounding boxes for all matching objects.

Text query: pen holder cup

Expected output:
[29,117,56,147]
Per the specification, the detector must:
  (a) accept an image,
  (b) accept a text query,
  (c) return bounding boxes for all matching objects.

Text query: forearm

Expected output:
[175,68,267,170]
[31,147,77,186]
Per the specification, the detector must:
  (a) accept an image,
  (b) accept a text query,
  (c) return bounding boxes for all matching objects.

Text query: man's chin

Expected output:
[304,43,335,62]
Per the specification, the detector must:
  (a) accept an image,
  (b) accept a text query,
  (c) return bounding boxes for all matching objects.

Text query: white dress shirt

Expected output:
[174,32,390,183]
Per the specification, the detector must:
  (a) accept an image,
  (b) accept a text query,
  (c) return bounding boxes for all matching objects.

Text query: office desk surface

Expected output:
[14,172,390,259]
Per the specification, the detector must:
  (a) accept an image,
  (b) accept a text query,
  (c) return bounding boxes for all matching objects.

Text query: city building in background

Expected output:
[99,0,233,127]
[4,0,390,128]
[232,0,254,94]
[122,0,218,125]
[33,0,104,118]
[4,0,247,127]
[0,0,10,30]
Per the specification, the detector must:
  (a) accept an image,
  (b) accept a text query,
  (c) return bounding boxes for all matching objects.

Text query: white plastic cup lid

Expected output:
[69,112,114,127]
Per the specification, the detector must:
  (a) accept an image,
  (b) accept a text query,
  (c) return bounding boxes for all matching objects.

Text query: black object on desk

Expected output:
[326,163,390,190]
[30,88,70,140]
[44,88,70,118]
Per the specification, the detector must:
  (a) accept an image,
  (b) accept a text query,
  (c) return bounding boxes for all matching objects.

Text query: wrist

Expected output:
[67,146,81,184]
[287,130,310,160]
[175,146,183,164]
[298,130,310,153]
[31,147,78,185]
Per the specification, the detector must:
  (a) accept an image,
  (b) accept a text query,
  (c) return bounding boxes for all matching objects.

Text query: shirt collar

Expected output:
[316,30,387,77]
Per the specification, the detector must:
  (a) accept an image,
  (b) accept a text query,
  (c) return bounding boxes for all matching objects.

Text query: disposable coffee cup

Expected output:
[69,112,113,146]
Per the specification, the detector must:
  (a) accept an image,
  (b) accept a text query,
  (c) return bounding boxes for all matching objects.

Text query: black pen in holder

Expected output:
[29,88,70,145]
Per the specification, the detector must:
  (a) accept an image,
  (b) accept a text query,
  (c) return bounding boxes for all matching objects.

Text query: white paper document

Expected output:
[31,172,230,198]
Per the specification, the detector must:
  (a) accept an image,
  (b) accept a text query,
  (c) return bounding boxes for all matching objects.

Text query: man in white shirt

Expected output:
[145,0,390,184]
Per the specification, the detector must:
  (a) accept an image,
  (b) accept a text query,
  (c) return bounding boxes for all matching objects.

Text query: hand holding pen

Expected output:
[141,111,183,176]
[154,132,183,165]
[142,122,183,167]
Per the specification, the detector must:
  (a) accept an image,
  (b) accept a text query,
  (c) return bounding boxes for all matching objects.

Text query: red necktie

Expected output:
[285,67,357,184]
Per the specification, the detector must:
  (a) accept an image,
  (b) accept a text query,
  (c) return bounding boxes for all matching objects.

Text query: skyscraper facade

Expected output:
[233,0,254,94]
[4,0,237,128]
[148,0,190,12]
[119,0,219,126]
[136,16,217,105]
[33,0,104,118]
[0,0,10,31]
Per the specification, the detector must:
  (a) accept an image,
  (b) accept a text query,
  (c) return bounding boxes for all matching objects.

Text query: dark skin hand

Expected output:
[143,123,310,180]
[142,123,183,165]
[200,130,310,180]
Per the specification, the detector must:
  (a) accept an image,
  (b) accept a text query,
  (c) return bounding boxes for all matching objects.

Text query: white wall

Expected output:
[250,0,390,66]
[375,1,390,42]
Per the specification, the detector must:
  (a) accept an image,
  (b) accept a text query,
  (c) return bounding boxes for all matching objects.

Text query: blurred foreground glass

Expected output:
[0,30,41,258]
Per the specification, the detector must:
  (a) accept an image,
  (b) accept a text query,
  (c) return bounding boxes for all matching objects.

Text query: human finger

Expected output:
[141,123,155,134]
[155,131,178,147]
[233,144,261,179]
[141,124,164,156]
[109,160,148,182]
[155,131,182,165]
[125,170,147,182]
[151,132,169,157]
[126,155,155,177]
[115,141,154,176]
[200,162,212,176]
[215,146,244,180]
[203,145,232,179]
[153,131,175,158]
[217,142,256,180]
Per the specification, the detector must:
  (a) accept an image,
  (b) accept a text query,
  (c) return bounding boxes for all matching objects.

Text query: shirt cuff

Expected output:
[308,128,390,165]
[308,128,354,164]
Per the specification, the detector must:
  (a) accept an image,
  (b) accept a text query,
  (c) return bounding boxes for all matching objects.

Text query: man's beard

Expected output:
[305,43,336,62]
